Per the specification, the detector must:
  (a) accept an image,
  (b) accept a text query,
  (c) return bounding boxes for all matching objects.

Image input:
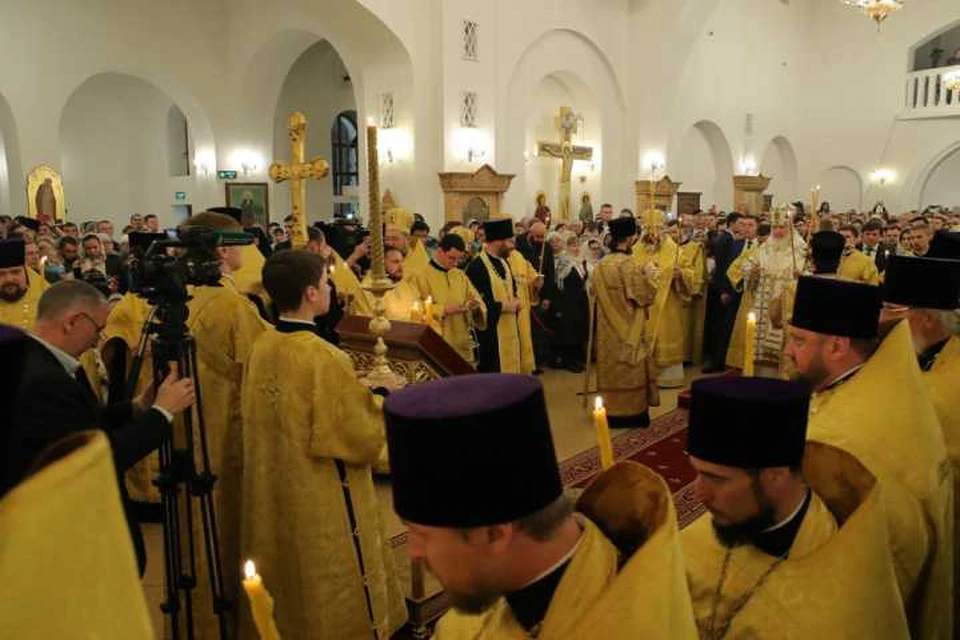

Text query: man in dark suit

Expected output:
[514,221,555,373]
[4,280,195,574]
[703,212,743,372]
[857,218,889,273]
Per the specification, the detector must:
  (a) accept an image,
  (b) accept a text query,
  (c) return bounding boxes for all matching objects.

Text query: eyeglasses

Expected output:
[76,311,106,336]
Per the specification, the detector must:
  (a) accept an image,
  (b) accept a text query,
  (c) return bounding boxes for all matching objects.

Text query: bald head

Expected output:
[35,280,109,357]
[529,222,547,244]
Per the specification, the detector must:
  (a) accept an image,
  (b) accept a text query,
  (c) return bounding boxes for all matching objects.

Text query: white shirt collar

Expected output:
[819,363,865,392]
[31,334,81,376]
[278,316,317,327]
[762,489,810,533]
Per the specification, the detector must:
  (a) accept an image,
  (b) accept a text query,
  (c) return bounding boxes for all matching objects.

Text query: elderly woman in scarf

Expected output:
[548,231,590,372]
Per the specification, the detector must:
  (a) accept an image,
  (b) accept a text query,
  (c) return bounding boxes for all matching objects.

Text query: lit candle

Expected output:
[328,264,335,277]
[410,301,423,323]
[424,296,435,327]
[743,312,757,377]
[242,560,281,640]
[592,397,615,470]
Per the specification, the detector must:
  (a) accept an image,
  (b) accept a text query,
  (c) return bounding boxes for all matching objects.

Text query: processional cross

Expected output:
[269,111,329,249]
[536,106,593,222]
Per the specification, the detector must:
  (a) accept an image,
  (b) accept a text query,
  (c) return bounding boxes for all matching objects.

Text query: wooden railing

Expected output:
[902,65,960,119]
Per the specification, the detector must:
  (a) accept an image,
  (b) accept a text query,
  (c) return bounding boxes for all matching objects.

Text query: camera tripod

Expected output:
[128,298,230,640]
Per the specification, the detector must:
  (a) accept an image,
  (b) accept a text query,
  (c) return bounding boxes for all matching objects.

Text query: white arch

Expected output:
[907,18,960,72]
[0,91,23,216]
[680,119,735,209]
[901,138,960,210]
[761,136,799,201]
[817,165,864,212]
[498,28,628,216]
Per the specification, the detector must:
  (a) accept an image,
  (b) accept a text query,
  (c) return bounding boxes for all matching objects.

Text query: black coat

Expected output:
[515,233,558,302]
[4,338,171,574]
[465,253,516,373]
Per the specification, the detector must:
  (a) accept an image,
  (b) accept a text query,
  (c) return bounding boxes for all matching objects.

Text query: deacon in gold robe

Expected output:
[839,225,881,285]
[240,250,407,640]
[0,432,154,639]
[381,246,422,322]
[465,219,522,373]
[305,226,374,316]
[0,238,42,330]
[383,375,698,640]
[633,210,691,388]
[683,377,910,639]
[504,241,540,374]
[408,233,487,365]
[175,212,268,640]
[882,253,960,636]
[386,207,430,277]
[784,275,953,639]
[672,220,707,366]
[592,217,659,427]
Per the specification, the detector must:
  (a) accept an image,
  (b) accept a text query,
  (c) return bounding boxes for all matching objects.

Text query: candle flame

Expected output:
[412,301,422,310]
[329,265,335,274]
[366,117,377,128]
[594,396,604,411]
[426,296,433,304]
[747,312,757,323]
[244,560,257,580]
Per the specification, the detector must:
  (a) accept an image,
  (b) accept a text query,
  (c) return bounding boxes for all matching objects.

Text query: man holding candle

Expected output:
[682,377,910,638]
[591,216,660,427]
[385,374,697,638]
[239,250,407,640]
[408,233,487,365]
[381,245,422,322]
[465,218,523,373]
[784,275,953,638]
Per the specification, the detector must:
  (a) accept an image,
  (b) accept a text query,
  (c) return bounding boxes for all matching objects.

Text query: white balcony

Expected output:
[901,65,960,120]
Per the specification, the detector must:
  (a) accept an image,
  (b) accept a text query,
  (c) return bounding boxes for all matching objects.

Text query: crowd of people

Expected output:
[1,197,959,639]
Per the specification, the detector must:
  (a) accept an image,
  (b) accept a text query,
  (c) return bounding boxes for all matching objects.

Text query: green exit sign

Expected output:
[217,170,238,180]
[175,191,187,202]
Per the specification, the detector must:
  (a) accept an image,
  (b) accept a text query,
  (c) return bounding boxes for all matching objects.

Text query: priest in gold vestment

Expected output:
[384,374,697,639]
[386,206,430,277]
[381,246,422,322]
[408,233,487,365]
[785,275,953,639]
[465,219,522,373]
[240,250,406,640]
[592,217,659,428]
[632,210,689,388]
[175,212,268,639]
[682,377,909,639]
[504,239,541,374]
[0,239,42,330]
[838,225,881,285]
[882,253,960,637]
[672,220,707,365]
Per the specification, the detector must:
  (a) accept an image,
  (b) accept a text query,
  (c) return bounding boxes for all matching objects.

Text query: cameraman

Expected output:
[175,210,267,638]
[4,280,196,574]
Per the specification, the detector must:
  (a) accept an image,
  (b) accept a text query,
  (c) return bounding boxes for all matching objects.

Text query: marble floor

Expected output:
[140,364,708,636]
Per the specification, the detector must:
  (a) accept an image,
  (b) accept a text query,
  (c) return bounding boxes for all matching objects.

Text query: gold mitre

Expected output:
[640,208,665,230]
[385,207,413,234]
[771,203,791,226]
[449,225,475,245]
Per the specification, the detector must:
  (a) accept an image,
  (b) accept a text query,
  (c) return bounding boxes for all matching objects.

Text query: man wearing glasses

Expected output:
[2,279,196,575]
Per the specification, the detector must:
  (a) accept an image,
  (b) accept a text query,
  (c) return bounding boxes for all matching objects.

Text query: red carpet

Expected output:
[558,408,705,528]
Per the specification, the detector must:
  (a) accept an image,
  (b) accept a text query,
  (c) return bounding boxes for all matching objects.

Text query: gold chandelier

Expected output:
[841,0,904,28]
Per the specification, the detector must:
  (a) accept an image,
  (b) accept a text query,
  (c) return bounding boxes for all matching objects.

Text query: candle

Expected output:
[744,312,757,377]
[242,560,282,640]
[592,397,615,470]
[424,296,435,327]
[366,123,384,280]
[328,264,335,277]
[410,301,423,323]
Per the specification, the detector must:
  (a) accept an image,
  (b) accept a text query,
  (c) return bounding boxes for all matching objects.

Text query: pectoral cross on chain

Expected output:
[536,106,593,222]
[269,111,329,249]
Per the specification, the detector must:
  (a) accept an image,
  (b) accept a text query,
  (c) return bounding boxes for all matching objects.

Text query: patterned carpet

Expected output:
[388,408,704,605]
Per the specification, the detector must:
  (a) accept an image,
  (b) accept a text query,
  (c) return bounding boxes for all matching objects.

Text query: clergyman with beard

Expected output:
[384,373,698,638]
[680,376,911,637]
[0,238,43,330]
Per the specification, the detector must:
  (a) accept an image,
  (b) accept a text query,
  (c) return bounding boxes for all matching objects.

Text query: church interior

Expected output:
[2,0,960,638]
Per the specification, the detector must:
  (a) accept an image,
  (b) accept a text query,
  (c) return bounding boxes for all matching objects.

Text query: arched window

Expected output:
[166,105,190,177]
[331,110,359,218]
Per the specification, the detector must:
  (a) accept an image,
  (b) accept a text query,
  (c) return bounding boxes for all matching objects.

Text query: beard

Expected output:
[497,244,511,259]
[712,504,778,549]
[789,351,830,389]
[0,283,27,302]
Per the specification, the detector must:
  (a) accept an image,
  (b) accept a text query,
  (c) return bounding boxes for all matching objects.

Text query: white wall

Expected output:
[60,73,194,228]
[920,146,960,209]
[272,40,357,224]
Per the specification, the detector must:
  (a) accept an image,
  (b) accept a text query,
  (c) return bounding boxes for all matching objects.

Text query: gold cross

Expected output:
[269,111,330,249]
[536,107,593,222]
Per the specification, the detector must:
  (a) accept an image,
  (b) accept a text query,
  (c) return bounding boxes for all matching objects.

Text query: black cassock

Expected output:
[551,260,589,370]
[465,253,515,373]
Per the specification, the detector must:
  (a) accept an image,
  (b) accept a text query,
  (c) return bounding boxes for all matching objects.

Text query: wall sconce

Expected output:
[193,149,215,177]
[642,151,665,177]
[740,154,758,175]
[379,127,411,164]
[870,168,896,186]
[230,149,262,176]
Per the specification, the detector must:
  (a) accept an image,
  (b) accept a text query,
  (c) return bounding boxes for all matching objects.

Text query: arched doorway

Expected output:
[671,120,735,210]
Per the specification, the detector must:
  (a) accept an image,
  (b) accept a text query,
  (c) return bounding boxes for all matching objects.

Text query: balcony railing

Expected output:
[902,65,960,119]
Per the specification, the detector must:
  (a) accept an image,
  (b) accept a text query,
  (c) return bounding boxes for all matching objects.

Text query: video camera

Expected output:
[129,227,253,306]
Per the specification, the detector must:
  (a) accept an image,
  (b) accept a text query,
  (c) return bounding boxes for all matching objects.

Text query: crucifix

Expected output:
[536,106,593,222]
[269,111,329,249]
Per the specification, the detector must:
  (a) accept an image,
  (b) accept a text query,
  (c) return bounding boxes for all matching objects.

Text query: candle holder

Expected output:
[359,122,406,391]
